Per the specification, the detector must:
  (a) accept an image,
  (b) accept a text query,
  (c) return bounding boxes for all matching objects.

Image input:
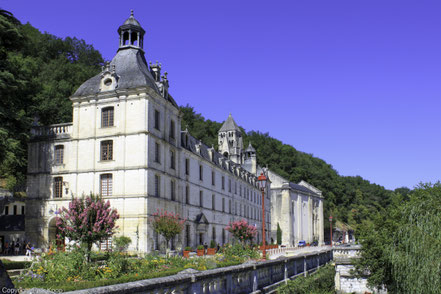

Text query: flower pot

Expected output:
[197,249,205,256]
[183,250,190,258]
[207,248,216,255]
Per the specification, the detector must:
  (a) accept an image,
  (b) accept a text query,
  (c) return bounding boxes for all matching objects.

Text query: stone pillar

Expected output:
[137,32,140,47]
[319,199,324,245]
[128,29,132,45]
[308,197,313,243]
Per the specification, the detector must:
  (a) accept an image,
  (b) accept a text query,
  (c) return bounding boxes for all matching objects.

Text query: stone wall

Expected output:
[65,248,332,294]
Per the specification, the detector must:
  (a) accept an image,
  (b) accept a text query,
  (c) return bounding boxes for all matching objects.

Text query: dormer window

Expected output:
[99,62,118,92]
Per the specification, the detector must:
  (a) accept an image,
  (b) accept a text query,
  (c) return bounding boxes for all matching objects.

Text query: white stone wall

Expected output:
[27,86,270,253]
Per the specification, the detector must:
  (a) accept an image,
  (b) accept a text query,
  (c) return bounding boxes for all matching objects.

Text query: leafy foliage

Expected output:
[356,182,441,293]
[277,223,282,245]
[0,9,103,190]
[113,236,132,252]
[180,105,394,232]
[150,209,186,247]
[278,264,335,294]
[56,194,119,259]
[225,219,257,243]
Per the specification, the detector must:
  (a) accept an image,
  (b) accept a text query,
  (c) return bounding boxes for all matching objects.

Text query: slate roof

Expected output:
[219,114,240,132]
[181,131,258,186]
[245,143,256,152]
[123,11,141,27]
[289,182,318,196]
[72,48,160,97]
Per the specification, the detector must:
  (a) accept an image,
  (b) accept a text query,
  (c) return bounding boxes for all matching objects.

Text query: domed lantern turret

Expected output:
[118,10,145,50]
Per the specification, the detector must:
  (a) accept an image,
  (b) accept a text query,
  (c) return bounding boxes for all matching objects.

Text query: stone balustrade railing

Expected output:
[65,248,332,294]
[31,123,73,138]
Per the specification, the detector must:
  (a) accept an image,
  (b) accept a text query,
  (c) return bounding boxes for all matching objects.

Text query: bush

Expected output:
[223,244,260,260]
[184,247,192,251]
[113,236,131,252]
[2,260,32,270]
[278,264,335,294]
[197,245,204,250]
[209,240,216,248]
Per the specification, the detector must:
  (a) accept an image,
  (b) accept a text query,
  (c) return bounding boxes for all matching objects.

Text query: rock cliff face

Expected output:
[0,260,15,290]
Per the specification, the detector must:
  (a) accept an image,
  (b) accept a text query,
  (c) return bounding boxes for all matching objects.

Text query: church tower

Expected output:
[218,114,243,164]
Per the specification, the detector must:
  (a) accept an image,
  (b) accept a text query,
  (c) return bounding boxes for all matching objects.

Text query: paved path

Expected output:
[268,245,331,259]
[0,255,32,262]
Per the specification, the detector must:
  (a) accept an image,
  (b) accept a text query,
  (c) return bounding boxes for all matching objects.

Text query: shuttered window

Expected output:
[102,107,114,127]
[54,177,63,198]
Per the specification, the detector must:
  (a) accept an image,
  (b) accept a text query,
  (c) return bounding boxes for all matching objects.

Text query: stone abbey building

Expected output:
[26,12,324,253]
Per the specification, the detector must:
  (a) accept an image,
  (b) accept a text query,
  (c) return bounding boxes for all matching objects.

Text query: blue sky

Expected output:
[4,0,441,190]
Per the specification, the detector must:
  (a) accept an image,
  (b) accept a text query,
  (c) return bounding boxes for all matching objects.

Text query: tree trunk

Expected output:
[86,242,92,262]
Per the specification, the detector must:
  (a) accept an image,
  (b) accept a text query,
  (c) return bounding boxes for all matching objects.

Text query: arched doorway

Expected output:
[48,217,65,251]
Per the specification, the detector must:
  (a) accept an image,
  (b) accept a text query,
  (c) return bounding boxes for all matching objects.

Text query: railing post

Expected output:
[284,259,288,283]
[304,256,307,277]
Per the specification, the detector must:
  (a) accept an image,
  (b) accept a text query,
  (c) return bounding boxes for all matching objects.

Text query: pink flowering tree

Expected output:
[56,194,119,261]
[225,219,257,244]
[150,209,186,254]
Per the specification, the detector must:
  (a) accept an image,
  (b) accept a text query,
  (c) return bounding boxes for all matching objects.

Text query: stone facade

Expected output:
[334,245,386,294]
[26,12,323,253]
[268,170,324,246]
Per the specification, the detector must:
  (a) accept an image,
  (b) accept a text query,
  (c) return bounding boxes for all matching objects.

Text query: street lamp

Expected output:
[257,172,268,260]
[329,215,333,247]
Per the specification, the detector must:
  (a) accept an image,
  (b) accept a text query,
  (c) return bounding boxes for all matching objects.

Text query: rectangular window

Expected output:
[21,206,25,215]
[229,199,232,213]
[212,226,216,241]
[155,175,160,197]
[54,177,63,198]
[222,176,225,190]
[101,140,113,161]
[54,145,64,165]
[13,205,17,215]
[222,228,226,244]
[212,171,215,186]
[5,206,9,215]
[101,107,114,127]
[170,150,175,169]
[199,165,203,181]
[100,174,113,196]
[228,179,231,192]
[169,120,175,139]
[186,185,189,204]
[185,158,190,175]
[222,198,225,212]
[155,142,160,163]
[170,180,175,201]
[212,194,215,210]
[235,182,237,194]
[199,190,203,207]
[154,110,160,130]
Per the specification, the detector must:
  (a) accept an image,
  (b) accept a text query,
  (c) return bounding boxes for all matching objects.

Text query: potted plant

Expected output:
[183,246,192,258]
[207,240,216,255]
[197,245,205,256]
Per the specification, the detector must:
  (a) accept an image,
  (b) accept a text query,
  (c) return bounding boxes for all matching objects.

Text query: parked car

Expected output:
[298,240,306,247]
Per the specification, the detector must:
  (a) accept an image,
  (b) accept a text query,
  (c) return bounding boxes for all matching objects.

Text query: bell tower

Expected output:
[218,114,243,164]
[118,10,145,50]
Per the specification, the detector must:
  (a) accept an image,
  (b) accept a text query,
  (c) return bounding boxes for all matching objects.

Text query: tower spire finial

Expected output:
[131,9,134,16]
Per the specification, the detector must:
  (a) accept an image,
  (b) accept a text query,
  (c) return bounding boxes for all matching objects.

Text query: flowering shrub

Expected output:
[225,219,257,243]
[56,193,119,260]
[150,209,186,251]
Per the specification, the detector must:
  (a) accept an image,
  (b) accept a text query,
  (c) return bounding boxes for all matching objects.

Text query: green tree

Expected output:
[0,9,103,190]
[276,223,282,245]
[150,209,186,254]
[56,194,120,262]
[356,183,441,293]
